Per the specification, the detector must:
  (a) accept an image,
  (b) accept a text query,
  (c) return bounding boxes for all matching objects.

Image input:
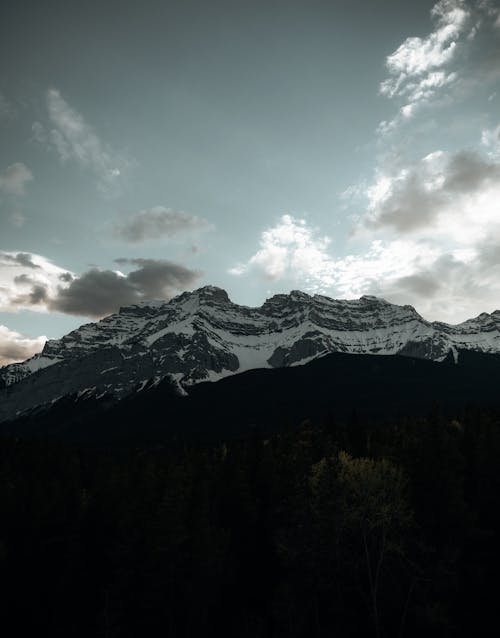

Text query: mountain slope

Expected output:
[4,350,500,445]
[2,286,500,422]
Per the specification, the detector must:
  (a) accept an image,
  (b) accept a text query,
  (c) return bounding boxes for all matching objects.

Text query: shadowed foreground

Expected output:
[1,404,499,637]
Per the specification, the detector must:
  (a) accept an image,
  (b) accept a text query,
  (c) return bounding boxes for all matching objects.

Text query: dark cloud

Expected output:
[50,270,139,317]
[13,273,35,285]
[444,151,500,193]
[11,284,49,307]
[368,172,445,232]
[391,272,442,298]
[29,285,49,305]
[376,251,500,321]
[1,252,40,269]
[112,207,211,243]
[59,272,73,282]
[49,259,201,317]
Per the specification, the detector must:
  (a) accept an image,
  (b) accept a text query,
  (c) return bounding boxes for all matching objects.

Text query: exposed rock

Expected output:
[2,286,500,421]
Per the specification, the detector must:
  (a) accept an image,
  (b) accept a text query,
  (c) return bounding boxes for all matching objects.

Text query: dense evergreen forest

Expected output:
[1,405,499,637]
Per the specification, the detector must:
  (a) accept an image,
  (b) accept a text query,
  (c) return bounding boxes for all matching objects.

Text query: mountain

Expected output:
[2,285,500,423]
[4,349,500,445]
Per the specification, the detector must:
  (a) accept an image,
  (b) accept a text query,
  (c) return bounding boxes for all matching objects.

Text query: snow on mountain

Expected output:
[1,286,500,421]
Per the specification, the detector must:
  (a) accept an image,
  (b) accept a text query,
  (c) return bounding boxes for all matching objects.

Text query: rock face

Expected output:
[2,285,500,421]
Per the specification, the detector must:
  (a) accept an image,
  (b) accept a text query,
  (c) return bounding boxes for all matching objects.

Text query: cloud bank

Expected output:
[0,251,201,319]
[231,125,500,324]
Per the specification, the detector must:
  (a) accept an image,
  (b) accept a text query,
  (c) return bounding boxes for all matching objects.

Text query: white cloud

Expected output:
[0,163,33,196]
[346,133,500,320]
[481,122,500,157]
[0,325,46,367]
[0,251,71,313]
[231,211,500,322]
[363,147,500,243]
[230,216,438,298]
[340,2,500,320]
[231,215,336,290]
[33,89,128,194]
[231,131,500,323]
[381,0,469,90]
[377,0,485,132]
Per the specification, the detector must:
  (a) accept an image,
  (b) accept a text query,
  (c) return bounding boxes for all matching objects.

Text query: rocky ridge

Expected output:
[1,286,500,421]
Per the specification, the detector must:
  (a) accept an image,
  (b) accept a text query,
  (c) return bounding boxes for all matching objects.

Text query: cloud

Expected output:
[1,252,41,269]
[33,89,128,194]
[229,216,438,297]
[0,250,201,318]
[230,184,500,323]
[481,122,500,157]
[339,128,500,320]
[0,251,70,314]
[50,260,201,317]
[112,206,211,243]
[379,0,470,119]
[0,326,46,367]
[363,148,500,241]
[230,215,336,289]
[373,246,500,323]
[0,163,33,196]
[378,0,500,132]
[383,1,469,81]
[332,3,500,321]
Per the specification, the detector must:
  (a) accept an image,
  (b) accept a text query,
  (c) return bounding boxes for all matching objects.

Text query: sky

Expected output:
[1,0,500,365]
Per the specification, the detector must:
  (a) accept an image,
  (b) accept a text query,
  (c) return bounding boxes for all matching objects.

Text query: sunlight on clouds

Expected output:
[0,251,201,319]
[230,216,440,300]
[364,147,500,245]
[231,125,500,323]
[231,215,336,288]
[0,325,46,367]
[0,251,72,313]
[380,0,469,94]
[376,0,497,133]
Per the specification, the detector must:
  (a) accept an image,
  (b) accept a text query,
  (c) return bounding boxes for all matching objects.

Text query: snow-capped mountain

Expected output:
[2,285,500,421]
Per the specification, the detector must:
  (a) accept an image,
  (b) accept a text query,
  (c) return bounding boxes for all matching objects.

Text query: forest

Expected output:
[0,404,499,637]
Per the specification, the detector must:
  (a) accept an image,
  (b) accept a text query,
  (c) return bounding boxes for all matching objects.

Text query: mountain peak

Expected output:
[2,287,500,422]
[360,294,388,304]
[177,285,231,305]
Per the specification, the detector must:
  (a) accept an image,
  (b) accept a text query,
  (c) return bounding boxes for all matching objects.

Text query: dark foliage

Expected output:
[1,404,499,636]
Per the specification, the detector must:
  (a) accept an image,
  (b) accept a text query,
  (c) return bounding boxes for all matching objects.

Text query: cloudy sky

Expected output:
[1,0,500,364]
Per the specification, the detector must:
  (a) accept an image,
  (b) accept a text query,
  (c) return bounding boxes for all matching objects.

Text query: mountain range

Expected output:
[2,285,500,427]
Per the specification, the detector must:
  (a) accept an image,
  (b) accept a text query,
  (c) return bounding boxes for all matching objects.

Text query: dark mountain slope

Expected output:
[3,350,500,445]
